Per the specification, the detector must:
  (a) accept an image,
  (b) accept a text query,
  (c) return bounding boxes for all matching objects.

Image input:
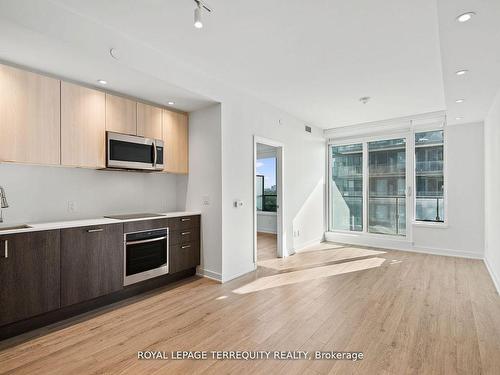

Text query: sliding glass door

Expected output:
[368,138,406,236]
[329,136,409,237]
[329,143,363,232]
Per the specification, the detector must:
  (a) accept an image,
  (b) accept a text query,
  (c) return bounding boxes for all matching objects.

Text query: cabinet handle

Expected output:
[126,236,167,246]
[181,231,191,236]
[181,245,191,249]
[3,240,8,258]
[181,218,191,222]
[87,228,104,233]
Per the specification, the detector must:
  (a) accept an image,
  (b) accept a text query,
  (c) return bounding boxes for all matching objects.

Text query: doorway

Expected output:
[254,137,284,264]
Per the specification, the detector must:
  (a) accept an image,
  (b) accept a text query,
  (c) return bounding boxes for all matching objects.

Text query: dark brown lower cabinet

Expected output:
[0,230,60,326]
[61,224,124,307]
[170,242,200,273]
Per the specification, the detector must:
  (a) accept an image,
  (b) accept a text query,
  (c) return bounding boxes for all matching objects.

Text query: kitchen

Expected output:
[0,62,202,339]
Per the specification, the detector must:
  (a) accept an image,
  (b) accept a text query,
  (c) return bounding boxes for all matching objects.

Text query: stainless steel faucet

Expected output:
[0,186,8,223]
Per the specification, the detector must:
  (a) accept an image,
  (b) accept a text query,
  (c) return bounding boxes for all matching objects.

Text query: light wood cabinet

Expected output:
[137,102,162,139]
[0,63,190,172]
[61,82,106,168]
[0,64,60,165]
[163,110,189,174]
[105,94,137,135]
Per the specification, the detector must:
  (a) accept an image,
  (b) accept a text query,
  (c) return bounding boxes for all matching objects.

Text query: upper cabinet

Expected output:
[163,110,189,174]
[0,64,60,165]
[0,63,189,173]
[137,102,162,140]
[61,82,106,168]
[105,94,137,135]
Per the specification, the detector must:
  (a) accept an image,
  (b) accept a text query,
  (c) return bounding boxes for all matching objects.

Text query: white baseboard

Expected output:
[484,257,500,295]
[222,263,256,283]
[257,229,277,234]
[196,267,222,283]
[324,232,482,259]
[410,245,483,259]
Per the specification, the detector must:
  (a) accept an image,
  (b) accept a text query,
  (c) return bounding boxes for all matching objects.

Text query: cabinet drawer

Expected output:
[167,215,200,231]
[169,242,200,274]
[169,229,200,245]
[124,219,168,234]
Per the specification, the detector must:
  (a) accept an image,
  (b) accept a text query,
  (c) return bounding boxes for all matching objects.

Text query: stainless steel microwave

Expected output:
[106,132,164,171]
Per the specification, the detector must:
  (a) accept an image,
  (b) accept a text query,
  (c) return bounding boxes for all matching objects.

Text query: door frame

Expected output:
[253,136,285,264]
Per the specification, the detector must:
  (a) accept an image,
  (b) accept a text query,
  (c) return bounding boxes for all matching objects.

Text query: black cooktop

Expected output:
[104,213,165,220]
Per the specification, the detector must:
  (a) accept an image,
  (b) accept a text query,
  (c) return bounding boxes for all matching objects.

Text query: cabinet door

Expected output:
[61,224,123,307]
[137,102,162,139]
[0,231,60,326]
[170,242,200,274]
[0,64,60,165]
[163,110,189,174]
[61,82,106,168]
[106,94,137,135]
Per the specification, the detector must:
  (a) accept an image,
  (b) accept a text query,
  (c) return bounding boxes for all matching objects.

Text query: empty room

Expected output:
[0,1,499,374]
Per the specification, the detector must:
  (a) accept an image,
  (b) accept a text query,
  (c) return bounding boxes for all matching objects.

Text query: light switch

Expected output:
[202,195,210,206]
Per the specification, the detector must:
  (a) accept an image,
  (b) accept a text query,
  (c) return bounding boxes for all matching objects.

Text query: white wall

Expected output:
[221,92,325,281]
[412,122,484,257]
[484,89,500,294]
[176,104,223,281]
[0,163,178,224]
[326,122,485,259]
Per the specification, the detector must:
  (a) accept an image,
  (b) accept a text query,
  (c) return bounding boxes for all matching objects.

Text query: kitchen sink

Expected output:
[0,224,32,231]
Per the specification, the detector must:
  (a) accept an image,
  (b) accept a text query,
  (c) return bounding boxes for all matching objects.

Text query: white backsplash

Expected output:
[0,163,180,224]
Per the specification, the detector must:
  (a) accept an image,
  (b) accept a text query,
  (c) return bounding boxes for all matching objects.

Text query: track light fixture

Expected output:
[194,0,212,29]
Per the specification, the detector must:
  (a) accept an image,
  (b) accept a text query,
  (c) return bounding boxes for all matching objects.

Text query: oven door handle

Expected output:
[126,236,167,246]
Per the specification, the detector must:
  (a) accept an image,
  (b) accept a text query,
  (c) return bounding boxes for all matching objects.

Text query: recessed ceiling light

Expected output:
[455,99,465,103]
[456,12,476,23]
[97,79,107,85]
[456,69,468,76]
[168,101,175,105]
[455,117,463,120]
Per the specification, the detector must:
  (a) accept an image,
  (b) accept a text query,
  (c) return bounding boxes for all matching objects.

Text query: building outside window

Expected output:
[256,157,277,212]
[329,143,363,231]
[415,130,445,222]
[368,138,406,236]
[328,127,446,237]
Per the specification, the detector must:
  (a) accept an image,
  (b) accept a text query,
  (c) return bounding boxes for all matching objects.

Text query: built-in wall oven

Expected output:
[124,228,169,286]
[107,131,164,171]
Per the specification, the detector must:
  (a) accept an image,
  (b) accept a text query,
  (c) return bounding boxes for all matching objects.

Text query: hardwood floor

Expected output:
[1,242,500,374]
[257,232,277,261]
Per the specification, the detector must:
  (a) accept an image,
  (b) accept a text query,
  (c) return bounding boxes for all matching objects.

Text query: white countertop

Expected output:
[0,211,201,236]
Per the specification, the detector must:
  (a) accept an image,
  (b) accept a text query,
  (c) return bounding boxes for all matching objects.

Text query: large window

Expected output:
[329,143,363,231]
[328,129,445,237]
[415,130,444,222]
[256,157,277,212]
[368,138,406,236]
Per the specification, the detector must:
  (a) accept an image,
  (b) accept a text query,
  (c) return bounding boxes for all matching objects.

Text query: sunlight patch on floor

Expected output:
[233,257,386,294]
[257,246,386,271]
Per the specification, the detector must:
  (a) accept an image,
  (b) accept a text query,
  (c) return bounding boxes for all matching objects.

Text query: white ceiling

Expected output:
[0,0,498,128]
